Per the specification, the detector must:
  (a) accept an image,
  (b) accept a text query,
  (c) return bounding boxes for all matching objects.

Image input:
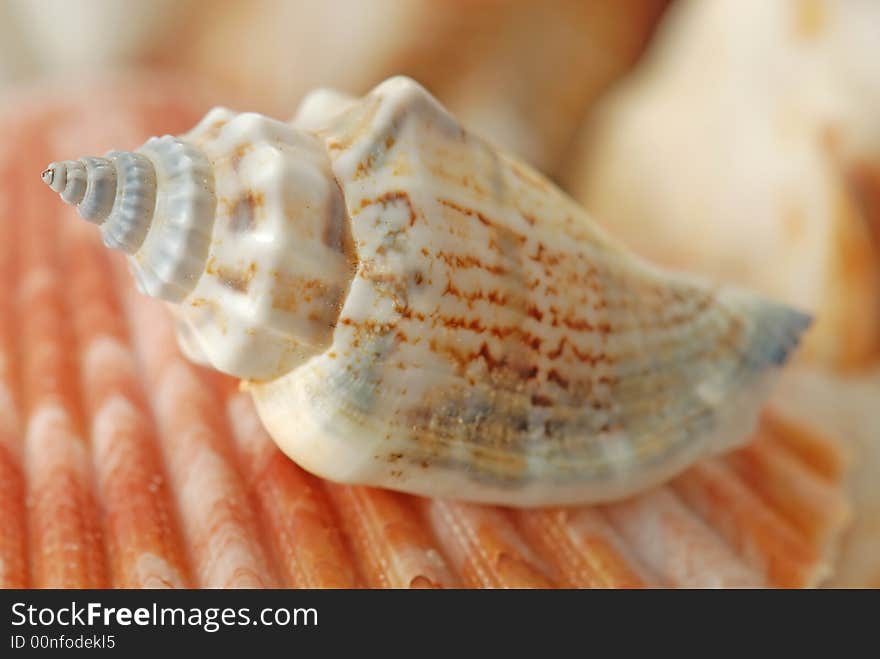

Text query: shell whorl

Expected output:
[43,155,148,239]
[42,137,215,303]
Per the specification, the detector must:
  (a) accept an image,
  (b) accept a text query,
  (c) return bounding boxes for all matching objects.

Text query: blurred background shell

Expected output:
[0,0,877,587]
[566,0,880,370]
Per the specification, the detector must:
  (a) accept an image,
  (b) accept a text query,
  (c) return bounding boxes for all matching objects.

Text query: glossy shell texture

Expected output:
[44,77,810,507]
[3,76,852,588]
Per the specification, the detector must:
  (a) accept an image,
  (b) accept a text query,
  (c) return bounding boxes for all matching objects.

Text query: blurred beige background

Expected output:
[0,0,668,175]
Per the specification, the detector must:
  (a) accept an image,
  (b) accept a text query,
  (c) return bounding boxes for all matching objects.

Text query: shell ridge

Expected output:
[134,136,216,302]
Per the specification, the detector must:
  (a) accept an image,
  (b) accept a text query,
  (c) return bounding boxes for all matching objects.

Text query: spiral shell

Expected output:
[42,77,811,506]
[42,137,215,302]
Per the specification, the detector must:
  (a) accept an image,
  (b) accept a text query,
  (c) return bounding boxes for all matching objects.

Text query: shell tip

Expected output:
[766,307,813,366]
[41,161,69,194]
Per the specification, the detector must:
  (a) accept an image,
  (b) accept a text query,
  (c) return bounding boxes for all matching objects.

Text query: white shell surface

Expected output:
[170,108,355,380]
[131,136,215,302]
[247,77,810,506]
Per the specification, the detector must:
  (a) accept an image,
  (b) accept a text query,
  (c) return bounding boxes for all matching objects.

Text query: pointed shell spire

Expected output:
[42,107,350,382]
[42,138,215,302]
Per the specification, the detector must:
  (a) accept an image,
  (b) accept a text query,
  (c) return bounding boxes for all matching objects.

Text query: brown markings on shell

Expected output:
[546,337,610,367]
[346,199,672,483]
[436,197,527,245]
[325,178,359,270]
[429,163,492,198]
[338,317,396,335]
[422,201,617,403]
[323,86,769,486]
[326,94,382,153]
[394,201,663,477]
[191,116,231,147]
[437,197,610,335]
[393,302,548,369]
[217,262,256,293]
[354,152,377,180]
[218,190,265,233]
[434,198,616,342]
[231,143,253,171]
[358,190,420,227]
[229,191,264,233]
[330,117,676,479]
[353,133,401,181]
[270,272,346,328]
[433,249,508,276]
[204,256,257,294]
[442,279,510,310]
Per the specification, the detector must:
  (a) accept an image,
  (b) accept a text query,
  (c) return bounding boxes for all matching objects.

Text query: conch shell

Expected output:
[42,77,810,506]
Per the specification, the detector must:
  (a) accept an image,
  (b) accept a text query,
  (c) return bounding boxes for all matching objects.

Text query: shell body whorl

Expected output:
[165,108,354,380]
[43,77,810,506]
[251,77,810,506]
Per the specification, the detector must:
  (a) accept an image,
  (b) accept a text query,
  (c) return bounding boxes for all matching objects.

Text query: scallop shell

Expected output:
[3,77,851,586]
[568,0,880,369]
[42,76,811,507]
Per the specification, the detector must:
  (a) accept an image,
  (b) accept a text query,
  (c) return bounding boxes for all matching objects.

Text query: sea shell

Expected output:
[3,76,851,587]
[568,0,880,369]
[42,76,811,507]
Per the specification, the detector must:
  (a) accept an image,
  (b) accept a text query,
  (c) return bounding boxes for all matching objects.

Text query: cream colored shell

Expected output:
[570,0,880,369]
[43,77,809,506]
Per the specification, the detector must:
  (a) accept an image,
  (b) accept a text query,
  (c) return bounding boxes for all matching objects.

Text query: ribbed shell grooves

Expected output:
[132,136,215,302]
[101,151,157,254]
